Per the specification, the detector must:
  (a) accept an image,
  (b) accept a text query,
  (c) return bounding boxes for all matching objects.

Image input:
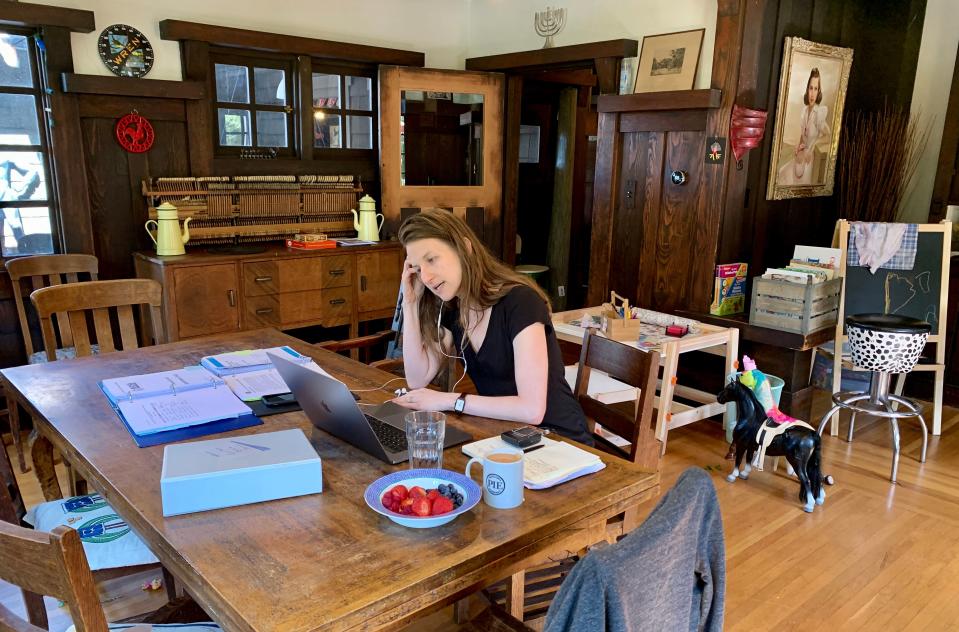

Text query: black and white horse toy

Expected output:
[717,379,831,512]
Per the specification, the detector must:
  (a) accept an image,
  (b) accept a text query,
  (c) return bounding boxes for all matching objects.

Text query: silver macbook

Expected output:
[268,351,472,465]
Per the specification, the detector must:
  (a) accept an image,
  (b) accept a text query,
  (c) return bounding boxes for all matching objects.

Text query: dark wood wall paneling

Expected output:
[718,0,928,284]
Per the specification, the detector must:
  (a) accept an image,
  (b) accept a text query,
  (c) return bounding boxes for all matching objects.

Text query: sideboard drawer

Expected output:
[243,256,353,296]
[243,287,353,328]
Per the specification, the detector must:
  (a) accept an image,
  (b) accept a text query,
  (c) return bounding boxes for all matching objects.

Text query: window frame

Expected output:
[210,49,298,158]
[0,26,61,257]
[309,60,378,156]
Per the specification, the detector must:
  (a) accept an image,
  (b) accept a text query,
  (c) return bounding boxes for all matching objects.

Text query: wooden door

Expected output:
[379,67,504,255]
[173,264,240,338]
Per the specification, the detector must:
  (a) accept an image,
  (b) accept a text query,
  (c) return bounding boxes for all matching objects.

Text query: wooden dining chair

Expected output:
[4,255,99,473]
[26,279,162,501]
[573,330,663,473]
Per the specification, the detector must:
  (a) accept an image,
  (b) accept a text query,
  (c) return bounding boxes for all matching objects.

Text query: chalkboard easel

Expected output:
[824,220,953,436]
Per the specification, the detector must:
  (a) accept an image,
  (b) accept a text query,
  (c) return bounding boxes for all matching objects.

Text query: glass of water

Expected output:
[405,411,446,470]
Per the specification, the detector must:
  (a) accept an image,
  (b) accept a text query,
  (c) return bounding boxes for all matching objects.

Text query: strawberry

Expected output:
[412,496,432,517]
[390,485,408,500]
[426,489,441,501]
[431,496,454,515]
[409,486,427,498]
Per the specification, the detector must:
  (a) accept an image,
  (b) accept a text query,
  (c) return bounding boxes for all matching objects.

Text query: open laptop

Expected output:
[268,351,472,465]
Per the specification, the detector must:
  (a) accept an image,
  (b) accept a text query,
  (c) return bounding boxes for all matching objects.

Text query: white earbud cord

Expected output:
[438,302,469,393]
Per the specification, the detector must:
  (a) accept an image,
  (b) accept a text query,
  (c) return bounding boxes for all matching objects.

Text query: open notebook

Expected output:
[462,435,605,489]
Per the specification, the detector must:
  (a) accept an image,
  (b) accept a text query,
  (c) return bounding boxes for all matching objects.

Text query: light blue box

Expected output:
[160,429,322,517]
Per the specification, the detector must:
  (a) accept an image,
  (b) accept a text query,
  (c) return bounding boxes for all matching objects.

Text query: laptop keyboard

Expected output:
[365,414,408,452]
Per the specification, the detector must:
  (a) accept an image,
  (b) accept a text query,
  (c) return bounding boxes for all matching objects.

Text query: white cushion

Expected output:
[29,344,100,364]
[23,493,159,571]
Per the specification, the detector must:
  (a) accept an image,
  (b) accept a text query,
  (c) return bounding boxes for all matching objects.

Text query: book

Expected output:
[286,239,337,250]
[335,238,376,247]
[200,346,311,377]
[710,263,748,316]
[462,435,605,489]
[99,369,253,437]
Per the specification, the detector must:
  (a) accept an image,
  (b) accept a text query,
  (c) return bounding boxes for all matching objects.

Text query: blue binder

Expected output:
[117,411,263,448]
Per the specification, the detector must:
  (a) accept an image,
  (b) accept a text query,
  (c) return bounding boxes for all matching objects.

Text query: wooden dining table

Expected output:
[1,328,659,632]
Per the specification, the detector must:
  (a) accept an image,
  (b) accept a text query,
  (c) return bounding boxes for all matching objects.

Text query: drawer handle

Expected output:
[360,275,367,292]
[329,298,346,305]
[227,289,236,307]
[255,307,274,315]
[254,276,273,282]
[329,269,346,276]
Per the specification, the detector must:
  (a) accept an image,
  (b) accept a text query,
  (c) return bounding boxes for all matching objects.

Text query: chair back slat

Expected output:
[116,304,139,350]
[91,308,115,353]
[44,274,76,350]
[0,522,108,632]
[30,280,163,360]
[5,255,98,361]
[68,311,93,357]
[573,331,661,471]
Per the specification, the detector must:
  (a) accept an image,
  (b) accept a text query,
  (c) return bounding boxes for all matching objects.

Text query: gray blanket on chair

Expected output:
[544,468,726,632]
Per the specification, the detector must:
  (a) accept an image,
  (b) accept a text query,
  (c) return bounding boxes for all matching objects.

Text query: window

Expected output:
[311,67,375,150]
[0,29,57,256]
[212,55,295,156]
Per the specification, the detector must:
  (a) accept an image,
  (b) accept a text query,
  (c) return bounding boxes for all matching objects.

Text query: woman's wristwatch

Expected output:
[453,393,468,413]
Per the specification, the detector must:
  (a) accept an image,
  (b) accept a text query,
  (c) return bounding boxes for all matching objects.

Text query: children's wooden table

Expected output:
[553,306,739,453]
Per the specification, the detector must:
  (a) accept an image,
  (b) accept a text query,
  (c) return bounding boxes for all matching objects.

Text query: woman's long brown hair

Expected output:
[398,209,551,354]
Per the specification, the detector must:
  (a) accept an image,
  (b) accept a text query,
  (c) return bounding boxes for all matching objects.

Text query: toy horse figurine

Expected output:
[717,379,828,512]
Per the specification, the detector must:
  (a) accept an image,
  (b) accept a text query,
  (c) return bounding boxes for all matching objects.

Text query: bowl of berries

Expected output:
[364,468,481,528]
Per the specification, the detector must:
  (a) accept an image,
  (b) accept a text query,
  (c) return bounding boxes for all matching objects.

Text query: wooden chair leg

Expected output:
[505,570,525,620]
[453,594,472,624]
[162,566,178,602]
[29,430,62,501]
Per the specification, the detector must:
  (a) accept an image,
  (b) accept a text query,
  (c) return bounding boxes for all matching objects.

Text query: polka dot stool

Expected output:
[816,314,931,482]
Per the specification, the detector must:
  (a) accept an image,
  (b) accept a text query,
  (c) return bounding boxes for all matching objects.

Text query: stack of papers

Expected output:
[200,346,311,377]
[762,245,842,284]
[462,435,605,489]
[99,367,252,437]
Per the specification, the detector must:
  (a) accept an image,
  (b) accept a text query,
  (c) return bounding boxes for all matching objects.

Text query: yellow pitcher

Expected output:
[350,195,384,242]
[145,202,191,256]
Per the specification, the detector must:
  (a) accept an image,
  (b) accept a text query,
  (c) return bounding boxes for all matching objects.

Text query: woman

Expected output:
[392,209,593,445]
[791,67,830,183]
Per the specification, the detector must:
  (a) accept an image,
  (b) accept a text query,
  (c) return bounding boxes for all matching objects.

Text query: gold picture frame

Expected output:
[766,37,854,200]
[633,29,705,93]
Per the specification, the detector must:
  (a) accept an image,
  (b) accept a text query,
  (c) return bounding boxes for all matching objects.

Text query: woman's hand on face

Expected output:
[402,258,425,306]
[391,388,454,412]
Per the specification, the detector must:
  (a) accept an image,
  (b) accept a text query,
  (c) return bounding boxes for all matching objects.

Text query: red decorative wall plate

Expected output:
[115,112,155,153]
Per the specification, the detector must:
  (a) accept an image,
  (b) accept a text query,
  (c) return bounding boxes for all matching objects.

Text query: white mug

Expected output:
[466,450,524,509]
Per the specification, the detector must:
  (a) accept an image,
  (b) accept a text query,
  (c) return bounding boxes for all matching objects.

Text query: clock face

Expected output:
[98,24,154,78]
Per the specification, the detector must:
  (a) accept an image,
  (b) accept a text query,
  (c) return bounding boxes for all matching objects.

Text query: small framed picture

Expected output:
[425,91,452,100]
[766,37,854,200]
[634,29,705,93]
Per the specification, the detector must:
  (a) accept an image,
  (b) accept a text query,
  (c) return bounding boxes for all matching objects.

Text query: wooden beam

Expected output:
[0,0,94,32]
[159,19,425,67]
[465,39,637,71]
[527,68,597,87]
[61,74,206,100]
[597,89,722,113]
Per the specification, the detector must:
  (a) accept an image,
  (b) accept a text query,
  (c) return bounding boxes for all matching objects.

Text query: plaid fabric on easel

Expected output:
[846,223,918,270]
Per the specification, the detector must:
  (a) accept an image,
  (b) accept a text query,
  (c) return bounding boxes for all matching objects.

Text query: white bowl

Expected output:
[364,468,481,529]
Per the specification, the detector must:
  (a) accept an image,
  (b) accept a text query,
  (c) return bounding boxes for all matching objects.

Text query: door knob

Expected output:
[670,170,688,185]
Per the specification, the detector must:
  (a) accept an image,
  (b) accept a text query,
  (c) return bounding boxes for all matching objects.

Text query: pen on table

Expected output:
[524,444,545,454]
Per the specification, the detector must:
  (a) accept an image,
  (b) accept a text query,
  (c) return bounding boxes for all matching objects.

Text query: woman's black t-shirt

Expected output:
[441,285,593,446]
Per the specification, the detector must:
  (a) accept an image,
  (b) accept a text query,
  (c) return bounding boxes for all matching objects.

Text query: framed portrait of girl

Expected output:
[766,37,854,200]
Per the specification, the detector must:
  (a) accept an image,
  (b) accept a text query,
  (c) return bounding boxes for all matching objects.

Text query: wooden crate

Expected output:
[749,277,843,334]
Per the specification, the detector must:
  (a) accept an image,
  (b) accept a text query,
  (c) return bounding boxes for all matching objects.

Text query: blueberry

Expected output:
[438,484,448,495]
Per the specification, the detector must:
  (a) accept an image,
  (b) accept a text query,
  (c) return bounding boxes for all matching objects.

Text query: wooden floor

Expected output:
[5,390,959,631]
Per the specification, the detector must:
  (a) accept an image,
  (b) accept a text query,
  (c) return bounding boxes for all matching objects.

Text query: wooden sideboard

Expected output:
[134,243,402,342]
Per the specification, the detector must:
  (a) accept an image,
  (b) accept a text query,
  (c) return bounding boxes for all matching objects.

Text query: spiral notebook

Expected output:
[462,435,605,489]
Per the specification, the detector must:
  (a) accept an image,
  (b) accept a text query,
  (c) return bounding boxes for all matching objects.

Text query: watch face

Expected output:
[98,24,154,78]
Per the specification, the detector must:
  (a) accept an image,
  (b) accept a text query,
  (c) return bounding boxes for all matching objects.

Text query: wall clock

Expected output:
[98,24,154,78]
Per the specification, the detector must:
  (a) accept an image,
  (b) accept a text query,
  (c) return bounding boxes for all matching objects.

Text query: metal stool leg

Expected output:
[818,404,843,436]
[847,411,857,443]
[886,394,928,464]
[889,416,901,483]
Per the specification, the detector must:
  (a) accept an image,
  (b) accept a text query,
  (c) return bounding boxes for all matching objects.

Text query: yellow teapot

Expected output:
[350,195,384,242]
[145,202,191,256]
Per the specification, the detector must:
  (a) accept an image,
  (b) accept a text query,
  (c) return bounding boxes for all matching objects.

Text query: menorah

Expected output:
[534,6,566,49]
